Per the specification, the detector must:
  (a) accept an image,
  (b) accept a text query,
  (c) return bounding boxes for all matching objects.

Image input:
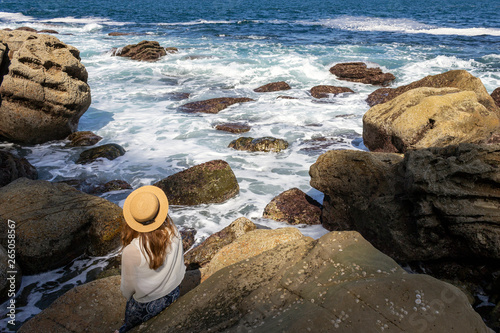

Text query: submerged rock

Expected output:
[154,160,239,205]
[180,97,254,114]
[76,143,126,164]
[112,40,177,61]
[66,131,102,147]
[310,85,354,98]
[363,87,500,153]
[184,217,256,269]
[0,150,37,187]
[215,122,251,133]
[228,136,289,152]
[0,178,123,274]
[253,81,291,92]
[0,30,91,144]
[263,187,321,225]
[330,62,395,86]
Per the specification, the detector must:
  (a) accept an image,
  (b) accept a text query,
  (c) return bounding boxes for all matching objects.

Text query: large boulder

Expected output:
[0,178,123,274]
[228,136,289,153]
[310,85,354,98]
[112,40,177,61]
[184,217,256,269]
[0,150,37,187]
[0,30,91,144]
[363,87,500,153]
[366,70,500,117]
[309,143,500,263]
[135,231,489,333]
[180,97,254,114]
[154,160,239,205]
[263,187,321,225]
[329,62,395,86]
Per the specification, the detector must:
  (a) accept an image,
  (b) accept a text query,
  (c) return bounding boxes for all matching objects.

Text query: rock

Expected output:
[14,27,37,32]
[214,122,251,133]
[330,62,395,86]
[66,131,102,147]
[0,30,91,144]
[310,85,354,98]
[163,92,190,101]
[136,231,489,333]
[112,40,176,61]
[366,70,499,116]
[277,95,298,99]
[18,276,125,333]
[76,143,126,164]
[0,244,22,304]
[0,150,37,187]
[201,227,306,282]
[154,160,239,205]
[309,143,500,263]
[253,81,291,92]
[179,227,197,253]
[228,136,289,152]
[180,97,254,114]
[38,29,59,34]
[0,178,123,274]
[108,32,132,36]
[492,87,500,108]
[90,179,132,194]
[184,217,256,269]
[263,188,322,225]
[363,87,500,153]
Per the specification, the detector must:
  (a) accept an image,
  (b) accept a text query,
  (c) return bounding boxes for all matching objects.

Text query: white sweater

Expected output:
[120,226,186,303]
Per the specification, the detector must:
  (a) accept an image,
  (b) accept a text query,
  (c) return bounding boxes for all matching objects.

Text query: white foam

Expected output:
[41,16,131,26]
[0,11,34,22]
[159,19,235,26]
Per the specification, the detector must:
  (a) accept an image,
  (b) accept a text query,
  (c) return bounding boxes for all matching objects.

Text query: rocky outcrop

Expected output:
[112,40,177,61]
[228,136,289,152]
[330,62,395,86]
[363,87,500,153]
[310,85,354,98]
[253,81,291,92]
[154,160,239,205]
[184,217,256,269]
[0,178,123,274]
[76,143,126,164]
[215,122,251,133]
[309,143,500,264]
[0,150,37,187]
[263,187,321,225]
[180,97,254,114]
[0,30,91,144]
[492,87,500,108]
[137,231,489,333]
[66,131,102,147]
[366,70,500,115]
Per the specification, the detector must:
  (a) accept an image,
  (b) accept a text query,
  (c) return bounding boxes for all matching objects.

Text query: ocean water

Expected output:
[0,0,499,330]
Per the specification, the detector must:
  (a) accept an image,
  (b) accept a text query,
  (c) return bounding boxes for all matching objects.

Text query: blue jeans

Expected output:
[119,286,180,332]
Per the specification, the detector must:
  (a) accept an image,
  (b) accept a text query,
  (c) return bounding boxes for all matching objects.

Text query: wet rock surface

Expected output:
[330,62,395,86]
[112,40,177,61]
[76,143,126,164]
[228,136,289,152]
[180,97,254,114]
[253,81,291,92]
[215,122,251,133]
[310,85,354,98]
[0,150,38,187]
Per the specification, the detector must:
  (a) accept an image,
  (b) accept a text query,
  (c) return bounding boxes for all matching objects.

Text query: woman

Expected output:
[116,185,186,333]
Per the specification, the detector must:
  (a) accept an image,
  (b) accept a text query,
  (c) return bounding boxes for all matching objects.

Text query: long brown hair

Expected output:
[121,215,177,270]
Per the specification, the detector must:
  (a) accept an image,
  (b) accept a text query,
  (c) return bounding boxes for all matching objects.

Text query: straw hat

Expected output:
[123,185,169,232]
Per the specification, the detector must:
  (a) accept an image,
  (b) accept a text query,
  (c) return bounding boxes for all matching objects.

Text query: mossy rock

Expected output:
[76,144,126,164]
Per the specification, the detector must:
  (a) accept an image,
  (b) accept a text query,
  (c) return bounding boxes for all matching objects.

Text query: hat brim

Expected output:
[123,185,169,233]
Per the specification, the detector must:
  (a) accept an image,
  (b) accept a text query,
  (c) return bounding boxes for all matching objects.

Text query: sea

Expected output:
[0,0,499,330]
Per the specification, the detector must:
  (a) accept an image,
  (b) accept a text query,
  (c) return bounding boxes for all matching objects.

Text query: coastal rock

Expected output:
[154,160,239,205]
[329,62,395,86]
[184,217,256,269]
[14,27,37,32]
[228,136,289,152]
[90,179,132,194]
[66,131,102,147]
[263,187,321,225]
[38,29,59,34]
[0,244,22,304]
[310,85,354,98]
[201,227,306,282]
[492,87,500,108]
[253,81,291,92]
[76,143,126,164]
[363,87,500,153]
[180,97,254,114]
[0,150,37,187]
[179,227,197,253]
[0,30,91,144]
[18,275,125,333]
[0,178,123,274]
[366,70,500,115]
[108,32,132,36]
[309,143,500,263]
[112,40,176,61]
[136,231,489,333]
[215,122,251,133]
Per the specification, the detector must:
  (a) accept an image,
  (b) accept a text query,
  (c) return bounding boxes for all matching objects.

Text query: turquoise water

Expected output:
[0,0,499,330]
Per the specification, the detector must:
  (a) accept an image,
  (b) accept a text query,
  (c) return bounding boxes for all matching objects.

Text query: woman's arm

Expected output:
[120,244,141,299]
